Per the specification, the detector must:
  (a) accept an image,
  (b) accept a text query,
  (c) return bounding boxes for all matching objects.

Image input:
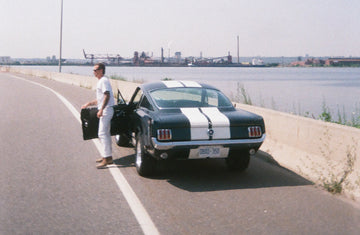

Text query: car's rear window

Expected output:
[150,87,233,108]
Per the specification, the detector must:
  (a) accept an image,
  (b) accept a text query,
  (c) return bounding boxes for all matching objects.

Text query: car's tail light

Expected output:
[157,129,172,140]
[248,126,262,138]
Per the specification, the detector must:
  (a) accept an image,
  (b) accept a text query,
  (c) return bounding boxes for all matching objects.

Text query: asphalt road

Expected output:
[1,72,359,235]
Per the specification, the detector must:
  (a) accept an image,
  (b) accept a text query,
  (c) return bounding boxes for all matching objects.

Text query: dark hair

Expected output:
[95,62,106,74]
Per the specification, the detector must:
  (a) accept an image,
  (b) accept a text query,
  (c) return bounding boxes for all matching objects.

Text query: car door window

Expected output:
[116,89,126,104]
[132,89,143,105]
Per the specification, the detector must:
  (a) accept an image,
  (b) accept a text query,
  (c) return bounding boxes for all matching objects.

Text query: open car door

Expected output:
[81,89,129,140]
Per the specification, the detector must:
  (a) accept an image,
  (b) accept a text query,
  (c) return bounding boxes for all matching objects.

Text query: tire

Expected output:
[115,133,130,147]
[226,150,250,172]
[135,134,157,176]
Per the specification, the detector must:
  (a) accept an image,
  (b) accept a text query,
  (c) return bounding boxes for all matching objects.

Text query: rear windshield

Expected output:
[150,87,233,108]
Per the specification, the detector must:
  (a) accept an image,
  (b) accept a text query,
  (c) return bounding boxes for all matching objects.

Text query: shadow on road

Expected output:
[113,150,313,192]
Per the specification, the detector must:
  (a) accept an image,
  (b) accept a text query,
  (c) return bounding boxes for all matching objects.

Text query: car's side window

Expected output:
[139,95,153,111]
[217,91,233,107]
[206,89,219,107]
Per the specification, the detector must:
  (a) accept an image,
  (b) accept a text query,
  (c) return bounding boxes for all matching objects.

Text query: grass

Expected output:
[319,100,332,122]
[109,74,176,84]
[110,74,126,81]
[296,129,358,195]
[320,133,357,194]
[109,74,146,84]
[230,82,252,105]
[318,101,360,128]
[231,82,360,129]
[132,78,146,84]
[79,83,92,90]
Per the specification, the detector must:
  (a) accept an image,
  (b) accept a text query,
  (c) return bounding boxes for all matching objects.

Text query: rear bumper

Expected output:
[151,134,266,150]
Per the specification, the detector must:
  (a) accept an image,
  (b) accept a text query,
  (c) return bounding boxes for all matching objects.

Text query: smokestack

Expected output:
[161,47,164,63]
[237,35,239,64]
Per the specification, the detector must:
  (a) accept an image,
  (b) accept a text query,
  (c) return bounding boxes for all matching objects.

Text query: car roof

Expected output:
[139,80,219,92]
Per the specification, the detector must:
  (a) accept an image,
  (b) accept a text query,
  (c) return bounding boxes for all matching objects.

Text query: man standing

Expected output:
[81,63,115,169]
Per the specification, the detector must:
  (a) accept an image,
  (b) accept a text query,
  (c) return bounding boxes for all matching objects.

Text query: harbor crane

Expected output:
[83,49,123,65]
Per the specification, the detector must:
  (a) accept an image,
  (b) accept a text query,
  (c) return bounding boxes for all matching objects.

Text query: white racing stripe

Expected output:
[180,81,201,87]
[162,80,183,88]
[11,75,160,235]
[180,108,209,140]
[201,107,230,139]
[162,80,202,88]
[184,107,231,159]
[181,107,231,140]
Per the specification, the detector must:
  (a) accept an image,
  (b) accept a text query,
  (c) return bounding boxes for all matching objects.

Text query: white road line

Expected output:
[11,75,160,235]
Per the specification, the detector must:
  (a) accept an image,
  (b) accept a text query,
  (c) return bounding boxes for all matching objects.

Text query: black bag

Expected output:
[81,104,128,140]
[81,107,99,140]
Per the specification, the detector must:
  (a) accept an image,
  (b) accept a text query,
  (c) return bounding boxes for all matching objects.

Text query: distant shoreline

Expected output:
[4,63,360,68]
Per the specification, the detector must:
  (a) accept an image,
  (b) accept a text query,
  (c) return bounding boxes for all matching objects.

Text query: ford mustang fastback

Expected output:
[81,80,266,176]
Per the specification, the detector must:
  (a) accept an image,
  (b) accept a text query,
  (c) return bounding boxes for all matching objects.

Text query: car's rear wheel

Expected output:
[135,134,156,176]
[226,150,250,172]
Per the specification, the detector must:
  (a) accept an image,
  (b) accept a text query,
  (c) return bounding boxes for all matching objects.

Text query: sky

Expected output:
[1,0,360,59]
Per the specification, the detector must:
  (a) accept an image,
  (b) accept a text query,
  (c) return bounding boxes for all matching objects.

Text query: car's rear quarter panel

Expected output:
[151,108,265,142]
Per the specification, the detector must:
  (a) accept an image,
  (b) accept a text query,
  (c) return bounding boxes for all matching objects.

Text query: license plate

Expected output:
[198,146,221,158]
[189,146,229,159]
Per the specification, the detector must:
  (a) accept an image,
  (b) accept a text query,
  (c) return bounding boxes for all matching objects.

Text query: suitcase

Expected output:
[81,104,128,140]
[81,107,99,140]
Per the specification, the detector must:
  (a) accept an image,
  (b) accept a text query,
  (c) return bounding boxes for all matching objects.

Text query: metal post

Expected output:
[59,0,63,72]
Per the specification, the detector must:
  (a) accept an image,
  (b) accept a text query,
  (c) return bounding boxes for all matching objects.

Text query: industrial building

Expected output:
[325,57,360,66]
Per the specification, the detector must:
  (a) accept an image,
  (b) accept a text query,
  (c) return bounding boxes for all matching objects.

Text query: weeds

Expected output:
[270,97,277,111]
[322,143,357,194]
[132,78,145,84]
[319,100,332,122]
[302,128,359,195]
[229,82,360,129]
[317,101,360,128]
[109,74,146,84]
[80,83,92,89]
[232,82,252,105]
[110,74,126,81]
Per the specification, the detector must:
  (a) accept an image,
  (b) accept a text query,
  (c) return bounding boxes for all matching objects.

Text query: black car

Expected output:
[81,80,266,176]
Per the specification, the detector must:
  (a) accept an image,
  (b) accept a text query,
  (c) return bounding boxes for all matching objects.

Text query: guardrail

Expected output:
[2,66,359,202]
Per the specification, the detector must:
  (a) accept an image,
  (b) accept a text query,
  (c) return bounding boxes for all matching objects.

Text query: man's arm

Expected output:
[97,91,110,118]
[81,99,97,109]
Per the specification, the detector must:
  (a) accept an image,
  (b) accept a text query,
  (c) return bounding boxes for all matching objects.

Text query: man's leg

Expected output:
[97,109,114,168]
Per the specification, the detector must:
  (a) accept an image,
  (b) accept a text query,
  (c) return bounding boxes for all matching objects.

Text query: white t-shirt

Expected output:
[96,76,115,110]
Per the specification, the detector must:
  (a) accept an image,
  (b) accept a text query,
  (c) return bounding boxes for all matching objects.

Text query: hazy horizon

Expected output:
[1,0,359,59]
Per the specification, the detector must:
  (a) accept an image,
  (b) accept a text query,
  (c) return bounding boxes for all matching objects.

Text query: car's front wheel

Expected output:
[135,134,157,176]
[226,150,250,172]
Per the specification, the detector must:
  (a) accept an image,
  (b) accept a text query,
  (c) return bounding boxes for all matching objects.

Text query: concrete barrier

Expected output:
[2,66,360,202]
[2,66,138,101]
[237,104,360,201]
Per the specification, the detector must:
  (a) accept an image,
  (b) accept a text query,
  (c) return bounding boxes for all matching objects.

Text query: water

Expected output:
[15,65,360,119]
